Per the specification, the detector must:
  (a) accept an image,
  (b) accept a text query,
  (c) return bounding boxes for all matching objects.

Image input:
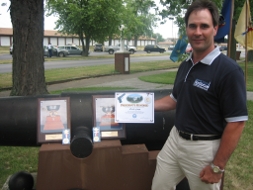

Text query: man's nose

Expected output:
[194,27,202,35]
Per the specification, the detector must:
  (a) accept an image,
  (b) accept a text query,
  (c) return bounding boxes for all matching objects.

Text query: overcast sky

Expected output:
[0,0,179,39]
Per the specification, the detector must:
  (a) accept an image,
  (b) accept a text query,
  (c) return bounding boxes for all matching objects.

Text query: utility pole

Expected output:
[169,17,174,44]
[119,25,125,52]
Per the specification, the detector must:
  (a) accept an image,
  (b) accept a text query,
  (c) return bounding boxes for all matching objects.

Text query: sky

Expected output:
[0,0,179,39]
[152,0,179,39]
[153,17,179,39]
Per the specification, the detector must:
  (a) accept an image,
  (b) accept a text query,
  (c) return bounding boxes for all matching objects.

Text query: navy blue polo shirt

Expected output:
[171,47,248,134]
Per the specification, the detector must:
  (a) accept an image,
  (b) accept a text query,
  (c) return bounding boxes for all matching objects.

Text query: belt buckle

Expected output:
[190,134,193,141]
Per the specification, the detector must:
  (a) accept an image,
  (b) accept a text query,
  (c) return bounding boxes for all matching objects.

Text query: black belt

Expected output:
[177,130,221,141]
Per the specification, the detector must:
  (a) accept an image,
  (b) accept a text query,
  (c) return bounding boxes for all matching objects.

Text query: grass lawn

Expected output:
[0,60,180,89]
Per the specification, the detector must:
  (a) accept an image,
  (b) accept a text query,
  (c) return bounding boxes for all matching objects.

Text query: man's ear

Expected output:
[213,25,219,36]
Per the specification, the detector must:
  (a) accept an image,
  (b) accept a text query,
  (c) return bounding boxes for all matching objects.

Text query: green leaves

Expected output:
[46,0,123,45]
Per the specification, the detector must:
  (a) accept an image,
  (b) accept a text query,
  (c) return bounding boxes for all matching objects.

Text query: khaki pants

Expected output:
[152,126,221,190]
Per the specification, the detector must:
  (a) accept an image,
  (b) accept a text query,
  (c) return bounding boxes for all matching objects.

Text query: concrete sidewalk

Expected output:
[0,69,252,101]
[0,69,174,97]
[46,69,175,91]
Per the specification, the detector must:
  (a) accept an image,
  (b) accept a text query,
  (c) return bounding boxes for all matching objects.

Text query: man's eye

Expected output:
[189,25,196,29]
[201,25,209,29]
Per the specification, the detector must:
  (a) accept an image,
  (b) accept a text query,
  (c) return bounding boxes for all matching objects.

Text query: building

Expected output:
[0,28,155,47]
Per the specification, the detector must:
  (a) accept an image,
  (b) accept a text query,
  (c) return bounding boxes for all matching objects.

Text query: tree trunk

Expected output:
[10,0,48,96]
[79,32,85,56]
[80,33,89,57]
[85,37,90,56]
[228,19,237,61]
[134,36,138,47]
[109,36,112,46]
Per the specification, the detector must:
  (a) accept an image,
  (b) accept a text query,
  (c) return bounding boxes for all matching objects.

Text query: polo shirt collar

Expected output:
[186,46,221,65]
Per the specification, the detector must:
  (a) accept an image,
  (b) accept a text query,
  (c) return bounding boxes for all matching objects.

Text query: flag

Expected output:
[234,0,253,50]
[214,0,232,42]
[170,35,188,62]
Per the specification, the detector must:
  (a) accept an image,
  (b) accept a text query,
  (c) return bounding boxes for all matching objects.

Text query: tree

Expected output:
[154,33,165,42]
[10,0,48,96]
[156,0,222,31]
[46,0,124,56]
[123,0,157,46]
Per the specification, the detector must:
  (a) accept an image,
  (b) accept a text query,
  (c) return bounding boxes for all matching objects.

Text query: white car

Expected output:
[104,44,136,54]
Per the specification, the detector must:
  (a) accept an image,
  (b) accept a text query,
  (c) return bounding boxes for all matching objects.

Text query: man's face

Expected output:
[186,9,218,54]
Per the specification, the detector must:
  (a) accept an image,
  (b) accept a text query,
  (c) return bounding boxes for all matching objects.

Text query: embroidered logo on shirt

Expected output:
[193,79,211,91]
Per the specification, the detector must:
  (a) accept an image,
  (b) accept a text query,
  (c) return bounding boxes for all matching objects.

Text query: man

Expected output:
[47,42,52,57]
[151,0,248,190]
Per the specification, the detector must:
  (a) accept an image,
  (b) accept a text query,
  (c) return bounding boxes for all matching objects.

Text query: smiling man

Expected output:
[151,0,248,190]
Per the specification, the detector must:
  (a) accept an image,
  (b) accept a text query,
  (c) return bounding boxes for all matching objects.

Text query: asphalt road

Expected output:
[0,54,170,74]
[0,50,169,60]
[0,51,111,60]
[0,53,11,60]
[0,50,245,74]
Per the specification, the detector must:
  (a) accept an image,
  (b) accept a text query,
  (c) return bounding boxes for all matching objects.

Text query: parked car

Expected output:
[10,45,68,57]
[168,45,175,50]
[10,45,13,54]
[44,46,69,57]
[185,43,192,53]
[219,45,227,51]
[94,44,103,52]
[104,44,136,54]
[58,45,83,55]
[144,45,165,53]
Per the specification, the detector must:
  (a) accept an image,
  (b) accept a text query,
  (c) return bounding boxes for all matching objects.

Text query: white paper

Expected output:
[115,92,154,123]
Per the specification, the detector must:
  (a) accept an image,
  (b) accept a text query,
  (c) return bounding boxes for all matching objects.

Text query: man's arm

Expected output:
[200,121,245,183]
[155,95,177,111]
[213,121,245,168]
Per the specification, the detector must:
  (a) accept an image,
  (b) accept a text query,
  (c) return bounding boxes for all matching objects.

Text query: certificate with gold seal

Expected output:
[115,92,154,123]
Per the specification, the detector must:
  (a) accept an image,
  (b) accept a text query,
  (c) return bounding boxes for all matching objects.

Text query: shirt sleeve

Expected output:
[219,68,248,122]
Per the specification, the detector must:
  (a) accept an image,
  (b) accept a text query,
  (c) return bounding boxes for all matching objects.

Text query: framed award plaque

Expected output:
[92,95,126,139]
[37,97,71,143]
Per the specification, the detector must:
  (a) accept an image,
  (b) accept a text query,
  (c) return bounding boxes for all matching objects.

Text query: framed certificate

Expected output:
[115,92,154,123]
[92,95,126,139]
[37,97,71,143]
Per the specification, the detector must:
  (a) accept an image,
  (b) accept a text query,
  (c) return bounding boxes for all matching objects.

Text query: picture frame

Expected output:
[92,95,126,139]
[37,97,71,143]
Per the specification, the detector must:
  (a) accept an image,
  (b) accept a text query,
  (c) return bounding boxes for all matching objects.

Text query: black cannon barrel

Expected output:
[0,89,175,150]
[0,95,60,146]
[70,126,93,158]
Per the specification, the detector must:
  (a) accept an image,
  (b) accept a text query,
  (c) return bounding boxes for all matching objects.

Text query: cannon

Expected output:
[0,89,175,150]
[1,89,192,190]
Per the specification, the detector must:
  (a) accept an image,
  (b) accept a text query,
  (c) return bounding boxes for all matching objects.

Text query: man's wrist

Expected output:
[211,163,225,174]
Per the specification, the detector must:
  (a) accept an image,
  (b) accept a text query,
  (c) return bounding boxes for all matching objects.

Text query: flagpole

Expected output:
[245,0,248,85]
[227,0,234,58]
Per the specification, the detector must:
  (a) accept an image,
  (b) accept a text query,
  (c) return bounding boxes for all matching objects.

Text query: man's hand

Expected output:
[199,165,223,184]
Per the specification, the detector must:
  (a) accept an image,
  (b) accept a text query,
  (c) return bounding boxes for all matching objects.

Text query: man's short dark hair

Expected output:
[184,0,219,27]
